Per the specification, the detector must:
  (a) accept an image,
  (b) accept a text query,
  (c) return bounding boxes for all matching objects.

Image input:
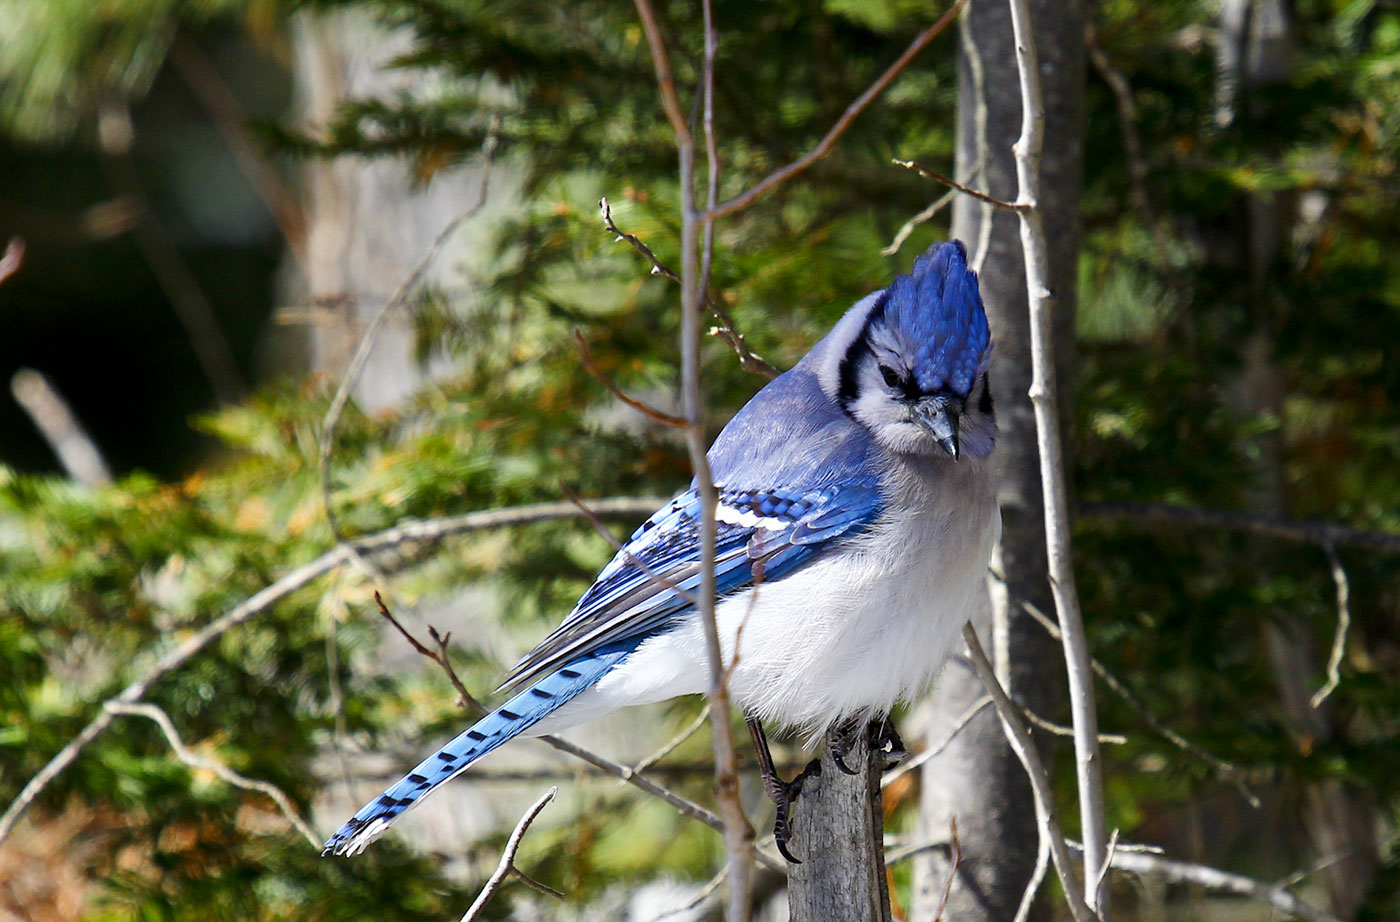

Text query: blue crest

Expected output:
[882,241,991,397]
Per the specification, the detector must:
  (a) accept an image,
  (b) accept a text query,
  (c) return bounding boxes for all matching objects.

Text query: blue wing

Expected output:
[499,480,882,691]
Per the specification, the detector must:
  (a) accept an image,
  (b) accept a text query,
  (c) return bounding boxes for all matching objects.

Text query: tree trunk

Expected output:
[787,723,892,922]
[910,0,1085,918]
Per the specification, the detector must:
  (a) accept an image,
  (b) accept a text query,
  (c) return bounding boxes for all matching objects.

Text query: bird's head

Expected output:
[820,241,995,461]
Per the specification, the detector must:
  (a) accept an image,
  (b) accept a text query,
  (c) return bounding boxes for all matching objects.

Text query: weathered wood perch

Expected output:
[787,722,893,922]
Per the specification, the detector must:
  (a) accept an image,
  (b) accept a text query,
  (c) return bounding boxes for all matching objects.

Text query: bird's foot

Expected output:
[829,717,865,775]
[765,758,821,863]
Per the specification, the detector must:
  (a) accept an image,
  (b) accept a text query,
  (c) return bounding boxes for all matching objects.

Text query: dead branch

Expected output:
[705,0,968,221]
[1004,0,1110,905]
[458,787,557,922]
[633,1,756,915]
[1012,594,1261,808]
[104,701,320,848]
[0,237,23,285]
[599,197,778,379]
[573,329,688,426]
[10,369,114,487]
[1310,543,1350,709]
[893,159,1025,212]
[0,496,661,847]
[961,623,1096,922]
[1068,842,1343,922]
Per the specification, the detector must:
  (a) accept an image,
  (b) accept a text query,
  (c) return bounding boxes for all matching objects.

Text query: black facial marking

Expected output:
[837,293,888,410]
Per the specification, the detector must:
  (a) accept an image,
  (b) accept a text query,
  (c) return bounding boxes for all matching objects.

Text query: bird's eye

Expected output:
[879,365,902,389]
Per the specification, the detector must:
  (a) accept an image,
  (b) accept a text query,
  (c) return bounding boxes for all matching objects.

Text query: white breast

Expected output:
[528,454,1000,739]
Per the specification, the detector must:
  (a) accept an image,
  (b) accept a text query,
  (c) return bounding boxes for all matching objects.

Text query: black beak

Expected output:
[914,399,961,461]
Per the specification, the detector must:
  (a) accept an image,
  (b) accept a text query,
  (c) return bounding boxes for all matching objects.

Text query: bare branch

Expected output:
[631,705,712,777]
[706,0,968,221]
[0,237,24,285]
[931,817,960,922]
[882,186,958,256]
[1310,543,1350,709]
[373,587,786,875]
[893,159,1025,212]
[1069,842,1344,922]
[961,623,1096,922]
[1004,0,1109,906]
[0,496,661,846]
[1077,500,1400,554]
[634,1,756,916]
[1011,816,1051,922]
[881,697,991,789]
[104,701,320,849]
[573,329,688,427]
[599,197,778,379]
[318,115,502,576]
[1018,704,1127,745]
[11,369,114,487]
[1012,593,1261,808]
[458,787,557,922]
[559,484,700,605]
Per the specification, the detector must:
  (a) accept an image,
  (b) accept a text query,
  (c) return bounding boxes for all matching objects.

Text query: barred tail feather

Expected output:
[322,645,632,856]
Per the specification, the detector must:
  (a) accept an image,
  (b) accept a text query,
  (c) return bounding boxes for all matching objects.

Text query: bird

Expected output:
[323,239,1000,860]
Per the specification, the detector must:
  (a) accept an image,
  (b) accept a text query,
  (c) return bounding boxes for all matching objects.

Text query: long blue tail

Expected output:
[323,645,630,856]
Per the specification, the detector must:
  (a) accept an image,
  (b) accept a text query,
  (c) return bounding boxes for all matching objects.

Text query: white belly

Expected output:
[529,457,999,738]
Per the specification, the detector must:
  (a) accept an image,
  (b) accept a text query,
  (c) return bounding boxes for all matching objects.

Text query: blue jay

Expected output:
[324,240,999,860]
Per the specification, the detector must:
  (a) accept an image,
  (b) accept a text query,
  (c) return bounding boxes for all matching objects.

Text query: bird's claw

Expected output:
[769,758,821,863]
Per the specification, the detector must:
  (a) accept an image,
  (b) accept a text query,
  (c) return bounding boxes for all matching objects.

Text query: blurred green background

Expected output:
[0,0,1397,919]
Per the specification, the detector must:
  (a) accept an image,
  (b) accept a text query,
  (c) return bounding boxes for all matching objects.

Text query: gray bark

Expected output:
[787,724,892,922]
[910,0,1085,918]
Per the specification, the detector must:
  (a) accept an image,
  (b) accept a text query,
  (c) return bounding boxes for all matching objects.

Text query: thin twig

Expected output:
[458,787,557,922]
[881,696,992,789]
[630,705,712,777]
[1004,0,1109,906]
[0,237,24,285]
[1310,543,1350,708]
[645,864,730,922]
[1013,594,1261,808]
[1076,500,1400,554]
[599,197,777,379]
[705,0,969,221]
[104,702,320,848]
[573,329,688,427]
[632,2,756,918]
[894,159,1025,212]
[0,497,660,847]
[1012,813,1052,922]
[374,592,487,713]
[374,589,786,874]
[961,623,1096,922]
[882,186,958,256]
[931,817,960,922]
[317,115,502,576]
[1019,704,1127,745]
[559,484,699,605]
[1095,828,1121,910]
[1067,842,1343,922]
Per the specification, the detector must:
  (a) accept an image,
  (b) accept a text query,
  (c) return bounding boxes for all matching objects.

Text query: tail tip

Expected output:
[321,816,393,858]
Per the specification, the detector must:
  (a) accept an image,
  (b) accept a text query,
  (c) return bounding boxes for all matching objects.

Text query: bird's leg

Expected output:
[875,717,909,767]
[828,715,865,775]
[746,714,820,863]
